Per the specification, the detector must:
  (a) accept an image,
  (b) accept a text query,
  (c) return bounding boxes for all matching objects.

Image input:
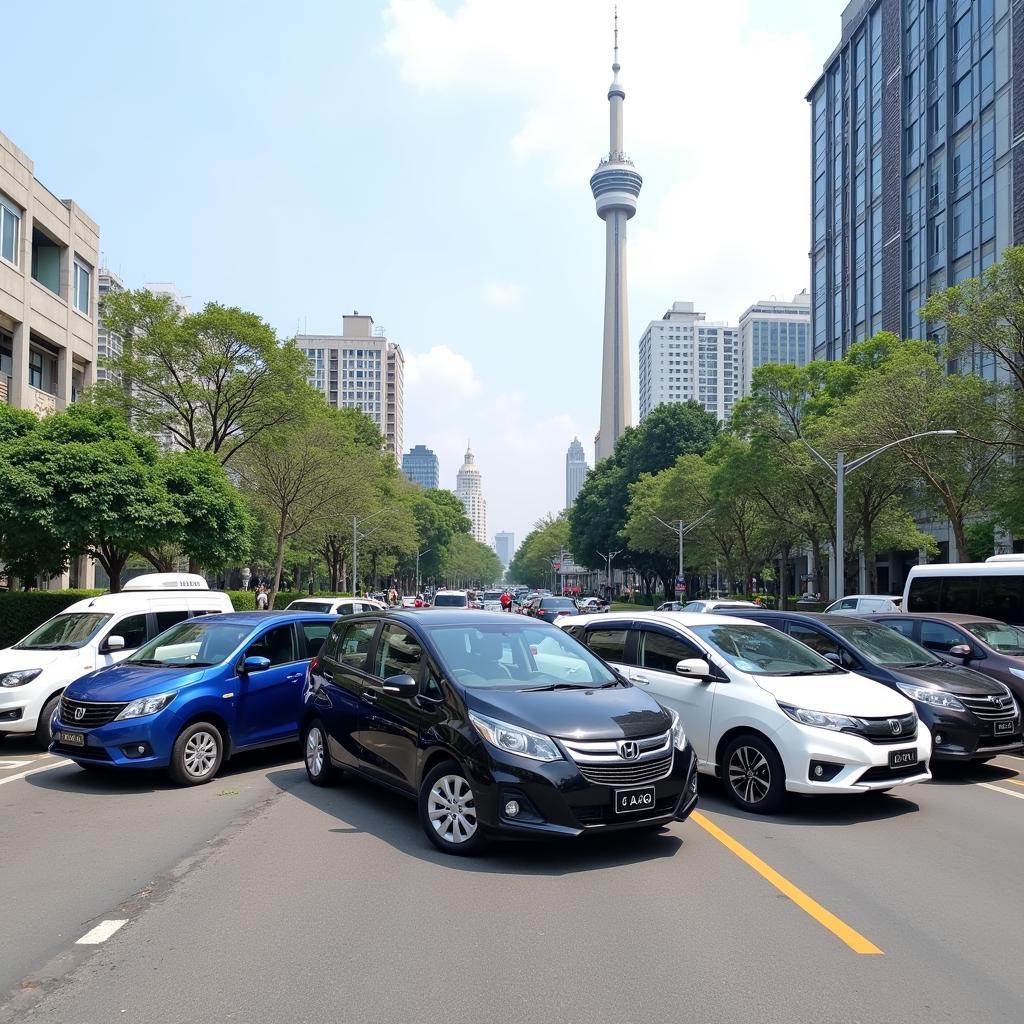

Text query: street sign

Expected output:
[552,562,561,570]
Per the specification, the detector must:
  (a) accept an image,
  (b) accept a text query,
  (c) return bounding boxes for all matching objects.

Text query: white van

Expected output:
[0,573,233,747]
[903,562,1024,626]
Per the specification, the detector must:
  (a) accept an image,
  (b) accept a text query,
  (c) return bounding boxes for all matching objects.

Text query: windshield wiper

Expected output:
[518,682,595,691]
[786,668,843,675]
[898,661,938,668]
[126,659,167,667]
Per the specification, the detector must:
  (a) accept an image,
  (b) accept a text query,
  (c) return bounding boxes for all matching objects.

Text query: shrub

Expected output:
[0,590,105,649]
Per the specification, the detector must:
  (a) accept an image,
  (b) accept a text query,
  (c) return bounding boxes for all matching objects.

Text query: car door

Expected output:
[630,626,717,764]
[96,613,150,670]
[236,623,305,746]
[919,619,969,660]
[581,624,637,677]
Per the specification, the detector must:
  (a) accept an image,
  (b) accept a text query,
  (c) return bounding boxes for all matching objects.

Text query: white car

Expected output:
[432,590,469,609]
[560,611,931,813]
[286,596,387,616]
[0,573,233,748]
[675,599,760,613]
[824,595,903,615]
[480,590,505,612]
[578,598,610,613]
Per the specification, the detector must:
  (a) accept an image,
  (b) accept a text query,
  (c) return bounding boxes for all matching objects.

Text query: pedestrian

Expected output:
[255,585,269,610]
[500,589,512,613]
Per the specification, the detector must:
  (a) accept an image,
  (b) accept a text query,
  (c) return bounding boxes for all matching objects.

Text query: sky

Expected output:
[4,0,846,553]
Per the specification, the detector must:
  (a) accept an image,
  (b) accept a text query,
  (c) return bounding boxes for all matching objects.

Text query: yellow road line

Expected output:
[1001,777,1024,788]
[978,781,1024,801]
[691,811,883,955]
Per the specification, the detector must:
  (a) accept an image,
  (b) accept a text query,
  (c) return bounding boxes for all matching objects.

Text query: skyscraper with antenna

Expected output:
[591,8,641,463]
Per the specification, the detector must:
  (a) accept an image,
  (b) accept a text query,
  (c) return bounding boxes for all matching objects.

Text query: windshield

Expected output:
[691,623,840,676]
[965,621,1024,656]
[434,594,467,607]
[126,620,252,667]
[828,621,941,667]
[682,602,707,612]
[482,591,503,600]
[15,613,112,650]
[424,623,617,689]
[288,600,331,612]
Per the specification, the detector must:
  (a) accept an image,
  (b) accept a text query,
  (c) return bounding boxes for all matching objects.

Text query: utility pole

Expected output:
[652,512,712,592]
[596,549,621,596]
[415,547,432,594]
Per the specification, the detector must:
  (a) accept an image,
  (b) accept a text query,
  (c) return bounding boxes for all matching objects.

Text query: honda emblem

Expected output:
[888,718,902,735]
[618,740,640,760]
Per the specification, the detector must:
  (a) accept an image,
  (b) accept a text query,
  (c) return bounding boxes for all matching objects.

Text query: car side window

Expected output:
[375,626,423,681]
[920,620,963,650]
[584,628,629,663]
[156,610,189,633]
[640,630,702,672]
[340,621,377,669]
[337,602,354,616]
[245,625,296,666]
[111,614,148,651]
[877,617,915,638]
[300,621,332,659]
[789,623,842,658]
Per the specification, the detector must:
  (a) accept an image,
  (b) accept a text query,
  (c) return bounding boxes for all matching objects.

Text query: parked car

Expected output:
[0,573,233,749]
[561,611,931,813]
[480,590,505,612]
[49,611,336,784]
[527,597,580,623]
[577,597,610,614]
[716,609,1021,763]
[432,590,469,609]
[400,596,417,609]
[300,610,698,855]
[903,562,1024,625]
[286,597,387,615]
[823,595,902,615]
[867,612,1024,705]
[678,599,759,613]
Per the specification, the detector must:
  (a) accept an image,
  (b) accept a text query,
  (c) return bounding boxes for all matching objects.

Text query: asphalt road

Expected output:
[2,737,1023,1024]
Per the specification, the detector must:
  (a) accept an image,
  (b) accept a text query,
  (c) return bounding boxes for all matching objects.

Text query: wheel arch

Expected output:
[177,709,233,760]
[714,726,781,779]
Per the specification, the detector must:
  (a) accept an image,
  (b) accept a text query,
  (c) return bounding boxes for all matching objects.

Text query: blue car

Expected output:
[50,612,336,785]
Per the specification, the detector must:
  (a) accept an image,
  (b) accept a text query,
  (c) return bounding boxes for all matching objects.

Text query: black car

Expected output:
[528,597,580,623]
[716,610,1023,763]
[300,610,697,855]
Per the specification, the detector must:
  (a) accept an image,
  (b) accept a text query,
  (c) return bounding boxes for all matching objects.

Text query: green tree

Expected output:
[508,515,570,589]
[442,533,503,588]
[400,488,472,586]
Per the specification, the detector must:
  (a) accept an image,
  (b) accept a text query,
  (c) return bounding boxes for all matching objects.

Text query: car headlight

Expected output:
[893,682,965,710]
[778,703,863,731]
[115,692,177,720]
[668,708,687,751]
[469,711,562,762]
[1008,667,1024,682]
[0,668,42,688]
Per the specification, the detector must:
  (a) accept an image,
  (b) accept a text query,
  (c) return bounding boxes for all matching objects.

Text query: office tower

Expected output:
[565,437,588,508]
[494,532,515,569]
[401,444,440,489]
[455,445,488,545]
[738,290,812,396]
[97,269,125,384]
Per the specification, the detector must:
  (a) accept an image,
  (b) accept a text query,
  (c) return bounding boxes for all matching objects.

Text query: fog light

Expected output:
[504,800,520,817]
[814,764,824,778]
[935,733,943,745]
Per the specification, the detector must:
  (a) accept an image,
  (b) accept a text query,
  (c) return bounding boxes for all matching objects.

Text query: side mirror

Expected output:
[105,635,126,652]
[823,652,843,666]
[242,655,272,673]
[676,658,711,679]
[382,673,418,698]
[949,644,972,660]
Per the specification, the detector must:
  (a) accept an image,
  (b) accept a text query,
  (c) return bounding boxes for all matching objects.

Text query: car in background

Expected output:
[300,610,698,855]
[716,609,1021,763]
[577,597,610,614]
[903,561,1024,625]
[287,596,387,616]
[867,612,1024,705]
[678,599,759,613]
[433,590,469,609]
[562,611,931,813]
[0,573,233,749]
[657,601,687,611]
[527,597,580,623]
[480,590,505,612]
[50,612,336,785]
[400,596,417,609]
[823,595,902,615]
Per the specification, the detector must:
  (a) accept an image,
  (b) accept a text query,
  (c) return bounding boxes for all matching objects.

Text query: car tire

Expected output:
[418,759,487,857]
[303,719,341,787]
[722,734,786,814]
[35,693,62,749]
[168,722,224,786]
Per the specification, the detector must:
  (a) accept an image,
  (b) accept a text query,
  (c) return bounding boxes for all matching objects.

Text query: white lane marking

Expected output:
[1000,754,1024,763]
[978,782,1024,801]
[76,920,127,945]
[0,759,72,785]
[0,759,34,771]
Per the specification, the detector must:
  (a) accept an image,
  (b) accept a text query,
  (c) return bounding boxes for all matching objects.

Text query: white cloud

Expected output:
[481,280,525,307]
[404,344,483,400]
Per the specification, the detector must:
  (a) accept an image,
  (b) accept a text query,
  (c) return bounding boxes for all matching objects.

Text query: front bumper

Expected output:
[917,707,1023,761]
[465,743,698,839]
[49,713,174,768]
[0,692,40,734]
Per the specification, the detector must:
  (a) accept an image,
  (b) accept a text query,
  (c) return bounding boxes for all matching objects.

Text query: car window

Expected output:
[336,602,355,615]
[111,614,149,650]
[788,623,842,657]
[964,621,1024,655]
[300,621,332,659]
[423,667,445,700]
[15,612,111,650]
[836,598,858,610]
[585,628,630,663]
[920,620,965,650]
[876,617,915,638]
[245,624,297,666]
[289,600,330,613]
[340,621,377,669]
[828,621,940,667]
[691,623,840,675]
[640,630,702,672]
[156,610,189,633]
[375,626,424,681]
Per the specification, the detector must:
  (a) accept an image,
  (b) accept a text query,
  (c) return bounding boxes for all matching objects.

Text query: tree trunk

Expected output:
[270,509,288,608]
[188,557,200,575]
[99,544,128,593]
[778,550,789,610]
[950,512,967,563]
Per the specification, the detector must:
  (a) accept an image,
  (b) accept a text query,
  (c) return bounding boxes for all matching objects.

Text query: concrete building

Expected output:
[565,437,588,508]
[297,313,405,459]
[738,291,811,396]
[402,444,439,489]
[807,0,1022,365]
[455,445,488,546]
[591,14,642,462]
[494,531,515,569]
[638,302,741,423]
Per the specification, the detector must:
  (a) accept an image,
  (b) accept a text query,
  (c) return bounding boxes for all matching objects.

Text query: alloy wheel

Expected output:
[728,745,771,805]
[306,726,325,777]
[427,774,478,844]
[183,730,218,779]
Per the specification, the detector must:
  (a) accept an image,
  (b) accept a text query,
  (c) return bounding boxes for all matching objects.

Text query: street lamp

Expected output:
[415,547,432,594]
[800,430,958,601]
[651,511,713,581]
[596,549,621,597]
[351,507,399,596]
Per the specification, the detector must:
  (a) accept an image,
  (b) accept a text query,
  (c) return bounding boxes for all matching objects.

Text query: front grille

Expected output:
[59,696,128,728]
[860,761,925,783]
[575,754,675,787]
[959,693,1018,721]
[848,713,918,745]
[560,729,671,764]
[51,741,112,761]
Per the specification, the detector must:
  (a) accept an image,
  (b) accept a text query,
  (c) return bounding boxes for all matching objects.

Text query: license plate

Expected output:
[615,786,656,814]
[57,731,85,747]
[888,748,917,769]
[994,719,1016,735]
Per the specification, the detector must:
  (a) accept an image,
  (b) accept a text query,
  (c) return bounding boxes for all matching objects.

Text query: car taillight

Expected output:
[309,654,319,674]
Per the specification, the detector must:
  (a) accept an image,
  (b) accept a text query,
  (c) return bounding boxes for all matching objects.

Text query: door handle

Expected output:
[360,690,379,703]
[631,672,649,684]
[286,672,303,681]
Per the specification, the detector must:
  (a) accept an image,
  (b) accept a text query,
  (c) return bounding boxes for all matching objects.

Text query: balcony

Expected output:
[28,385,57,416]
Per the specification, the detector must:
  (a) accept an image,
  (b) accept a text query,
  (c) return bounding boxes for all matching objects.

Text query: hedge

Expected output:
[0,590,105,649]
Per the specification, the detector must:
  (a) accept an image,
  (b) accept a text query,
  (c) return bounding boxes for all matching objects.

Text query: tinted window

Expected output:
[434,594,468,607]
[321,622,346,662]
[375,626,424,681]
[112,614,149,651]
[788,623,842,657]
[340,621,377,668]
[876,617,915,638]
[942,577,979,613]
[640,630,701,672]
[920,620,964,650]
[977,576,1024,622]
[300,621,332,659]
[245,625,296,666]
[585,628,630,663]
[542,598,575,609]
[156,610,189,633]
[289,600,331,613]
[907,576,942,611]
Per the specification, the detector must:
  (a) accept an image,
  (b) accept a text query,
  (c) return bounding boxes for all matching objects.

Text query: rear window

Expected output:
[908,572,1024,622]
[289,600,331,613]
[542,598,575,609]
[434,594,467,607]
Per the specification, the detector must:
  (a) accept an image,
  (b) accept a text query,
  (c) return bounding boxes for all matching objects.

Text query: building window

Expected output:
[73,260,90,315]
[953,73,972,116]
[31,228,61,295]
[0,195,20,266]
[28,348,57,393]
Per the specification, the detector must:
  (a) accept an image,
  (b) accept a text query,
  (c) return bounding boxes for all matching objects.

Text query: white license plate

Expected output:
[994,719,1016,735]
[888,748,917,769]
[57,731,85,747]
[615,786,656,814]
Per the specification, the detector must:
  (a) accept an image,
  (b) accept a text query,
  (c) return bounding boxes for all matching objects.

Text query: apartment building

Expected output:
[738,291,811,396]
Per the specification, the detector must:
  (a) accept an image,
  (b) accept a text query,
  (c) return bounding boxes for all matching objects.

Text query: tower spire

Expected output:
[613,5,619,70]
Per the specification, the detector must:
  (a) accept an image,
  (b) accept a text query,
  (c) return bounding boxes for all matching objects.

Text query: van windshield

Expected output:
[15,613,111,650]
[127,620,252,667]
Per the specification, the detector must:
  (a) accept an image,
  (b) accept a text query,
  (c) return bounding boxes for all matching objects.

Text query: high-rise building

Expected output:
[638,302,741,423]
[565,437,588,508]
[297,313,405,458]
[455,445,488,546]
[402,444,439,489]
[97,269,125,384]
[494,532,515,569]
[592,14,642,462]
[807,0,1021,365]
[738,291,812,396]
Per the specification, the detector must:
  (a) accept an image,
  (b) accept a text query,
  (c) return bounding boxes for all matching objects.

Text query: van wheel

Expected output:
[35,694,62,749]
[303,720,341,786]
[722,734,786,814]
[418,760,487,856]
[169,722,223,786]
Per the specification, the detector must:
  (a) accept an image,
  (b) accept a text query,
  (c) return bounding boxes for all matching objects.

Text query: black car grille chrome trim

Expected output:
[559,729,671,764]
[958,693,1018,721]
[574,754,675,787]
[59,697,129,728]
[844,713,918,745]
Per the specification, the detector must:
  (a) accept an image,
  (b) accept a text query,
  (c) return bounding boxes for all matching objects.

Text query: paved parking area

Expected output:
[2,738,1023,1023]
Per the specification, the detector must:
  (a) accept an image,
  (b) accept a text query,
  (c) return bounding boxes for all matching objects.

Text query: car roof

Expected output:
[830,594,902,601]
[570,610,755,628]
[714,608,868,627]
[864,611,996,624]
[383,609,541,628]
[199,611,337,626]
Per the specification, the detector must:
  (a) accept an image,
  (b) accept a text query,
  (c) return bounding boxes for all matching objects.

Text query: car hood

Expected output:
[0,647,72,672]
[897,663,1005,696]
[65,663,213,702]
[755,672,913,717]
[466,684,671,740]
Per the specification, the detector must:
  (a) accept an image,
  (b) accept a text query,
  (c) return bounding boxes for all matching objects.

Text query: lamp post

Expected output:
[351,506,398,596]
[415,547,432,594]
[596,549,621,597]
[800,430,958,601]
[651,511,713,584]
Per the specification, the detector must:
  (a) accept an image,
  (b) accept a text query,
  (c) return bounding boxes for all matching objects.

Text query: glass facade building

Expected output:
[401,444,439,489]
[808,0,1022,368]
[738,292,812,396]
